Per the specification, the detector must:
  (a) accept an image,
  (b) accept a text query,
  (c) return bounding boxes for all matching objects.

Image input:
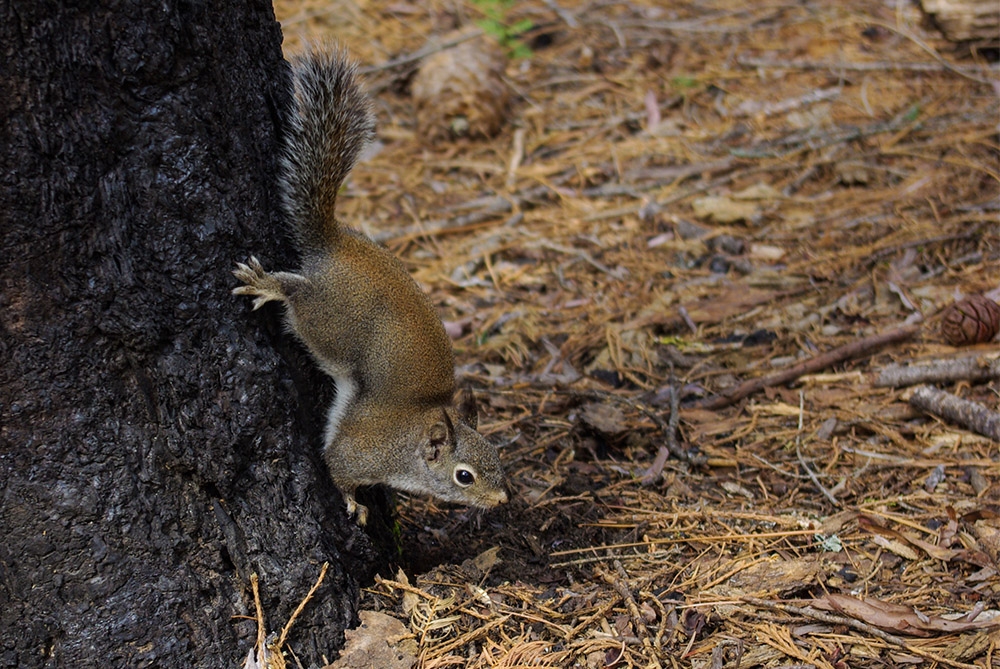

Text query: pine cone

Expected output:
[941,295,1000,346]
[411,35,510,142]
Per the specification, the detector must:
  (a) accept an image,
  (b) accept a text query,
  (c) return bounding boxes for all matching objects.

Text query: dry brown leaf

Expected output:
[324,610,417,669]
[691,195,759,223]
[750,402,803,417]
[970,516,1000,568]
[624,286,787,332]
[726,556,827,597]
[819,510,857,535]
[871,534,920,560]
[859,515,959,561]
[749,243,786,260]
[397,568,420,617]
[460,545,501,579]
[732,182,781,200]
[579,402,629,436]
[811,594,1000,637]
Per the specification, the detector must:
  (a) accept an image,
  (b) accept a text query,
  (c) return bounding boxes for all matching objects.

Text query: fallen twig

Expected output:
[730,112,917,159]
[875,353,1000,388]
[599,561,662,669]
[277,562,328,649]
[909,385,1000,441]
[359,30,483,75]
[731,87,841,118]
[866,222,992,266]
[737,55,997,77]
[374,181,562,243]
[243,564,329,669]
[543,0,579,27]
[250,573,266,664]
[695,324,921,410]
[537,239,627,279]
[641,379,681,485]
[796,389,840,506]
[796,443,839,506]
[373,193,525,243]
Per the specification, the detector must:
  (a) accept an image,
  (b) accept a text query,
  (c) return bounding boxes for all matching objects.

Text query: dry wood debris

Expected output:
[270,0,999,666]
[919,0,1000,47]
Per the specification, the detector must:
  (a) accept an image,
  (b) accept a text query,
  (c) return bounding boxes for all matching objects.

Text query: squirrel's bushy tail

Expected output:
[280,47,375,252]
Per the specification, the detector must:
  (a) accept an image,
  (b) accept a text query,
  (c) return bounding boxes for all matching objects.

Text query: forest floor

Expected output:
[271,0,999,667]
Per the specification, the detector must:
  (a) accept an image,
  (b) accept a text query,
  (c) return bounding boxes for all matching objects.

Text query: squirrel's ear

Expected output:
[456,388,479,429]
[422,420,449,462]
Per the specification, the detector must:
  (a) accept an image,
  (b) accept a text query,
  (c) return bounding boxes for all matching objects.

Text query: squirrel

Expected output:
[233,47,508,526]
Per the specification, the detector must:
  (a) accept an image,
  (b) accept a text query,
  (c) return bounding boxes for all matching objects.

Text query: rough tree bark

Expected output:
[0,1,378,666]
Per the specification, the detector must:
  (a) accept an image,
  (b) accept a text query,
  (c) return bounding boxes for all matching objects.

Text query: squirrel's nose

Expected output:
[497,482,511,505]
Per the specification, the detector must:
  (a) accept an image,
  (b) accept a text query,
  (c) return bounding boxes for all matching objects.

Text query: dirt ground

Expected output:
[269,0,999,667]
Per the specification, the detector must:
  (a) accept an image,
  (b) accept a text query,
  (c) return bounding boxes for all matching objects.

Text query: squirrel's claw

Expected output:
[344,494,369,526]
[232,257,287,310]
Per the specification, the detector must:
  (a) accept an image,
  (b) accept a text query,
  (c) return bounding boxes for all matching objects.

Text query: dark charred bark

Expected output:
[0,1,377,666]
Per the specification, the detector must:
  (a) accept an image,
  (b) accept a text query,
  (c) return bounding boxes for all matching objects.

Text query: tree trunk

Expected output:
[0,1,377,666]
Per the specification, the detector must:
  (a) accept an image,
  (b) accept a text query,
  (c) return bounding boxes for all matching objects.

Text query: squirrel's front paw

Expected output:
[344,494,369,526]
[232,256,286,310]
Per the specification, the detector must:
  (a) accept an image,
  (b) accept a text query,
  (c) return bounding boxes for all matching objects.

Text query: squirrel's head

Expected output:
[408,389,508,509]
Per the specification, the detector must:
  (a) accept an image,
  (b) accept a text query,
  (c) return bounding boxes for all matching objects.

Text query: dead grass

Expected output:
[272,0,999,666]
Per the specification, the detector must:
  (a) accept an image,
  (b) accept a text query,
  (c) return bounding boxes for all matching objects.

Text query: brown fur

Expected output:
[233,47,507,524]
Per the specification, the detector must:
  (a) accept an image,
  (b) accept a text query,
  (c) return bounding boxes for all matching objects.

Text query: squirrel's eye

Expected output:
[454,468,476,487]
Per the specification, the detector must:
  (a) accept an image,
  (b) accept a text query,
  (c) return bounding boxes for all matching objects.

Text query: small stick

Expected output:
[245,573,281,668]
[642,380,681,485]
[374,183,555,243]
[737,55,994,77]
[600,561,662,669]
[696,324,920,410]
[276,562,330,649]
[867,224,991,266]
[909,385,1000,441]
[543,0,579,27]
[678,306,698,335]
[641,446,671,487]
[538,240,627,279]
[359,31,483,74]
[874,354,1000,388]
[797,443,839,506]
[251,573,266,655]
[730,113,912,159]
[731,87,841,118]
[795,390,839,505]
[506,127,526,190]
